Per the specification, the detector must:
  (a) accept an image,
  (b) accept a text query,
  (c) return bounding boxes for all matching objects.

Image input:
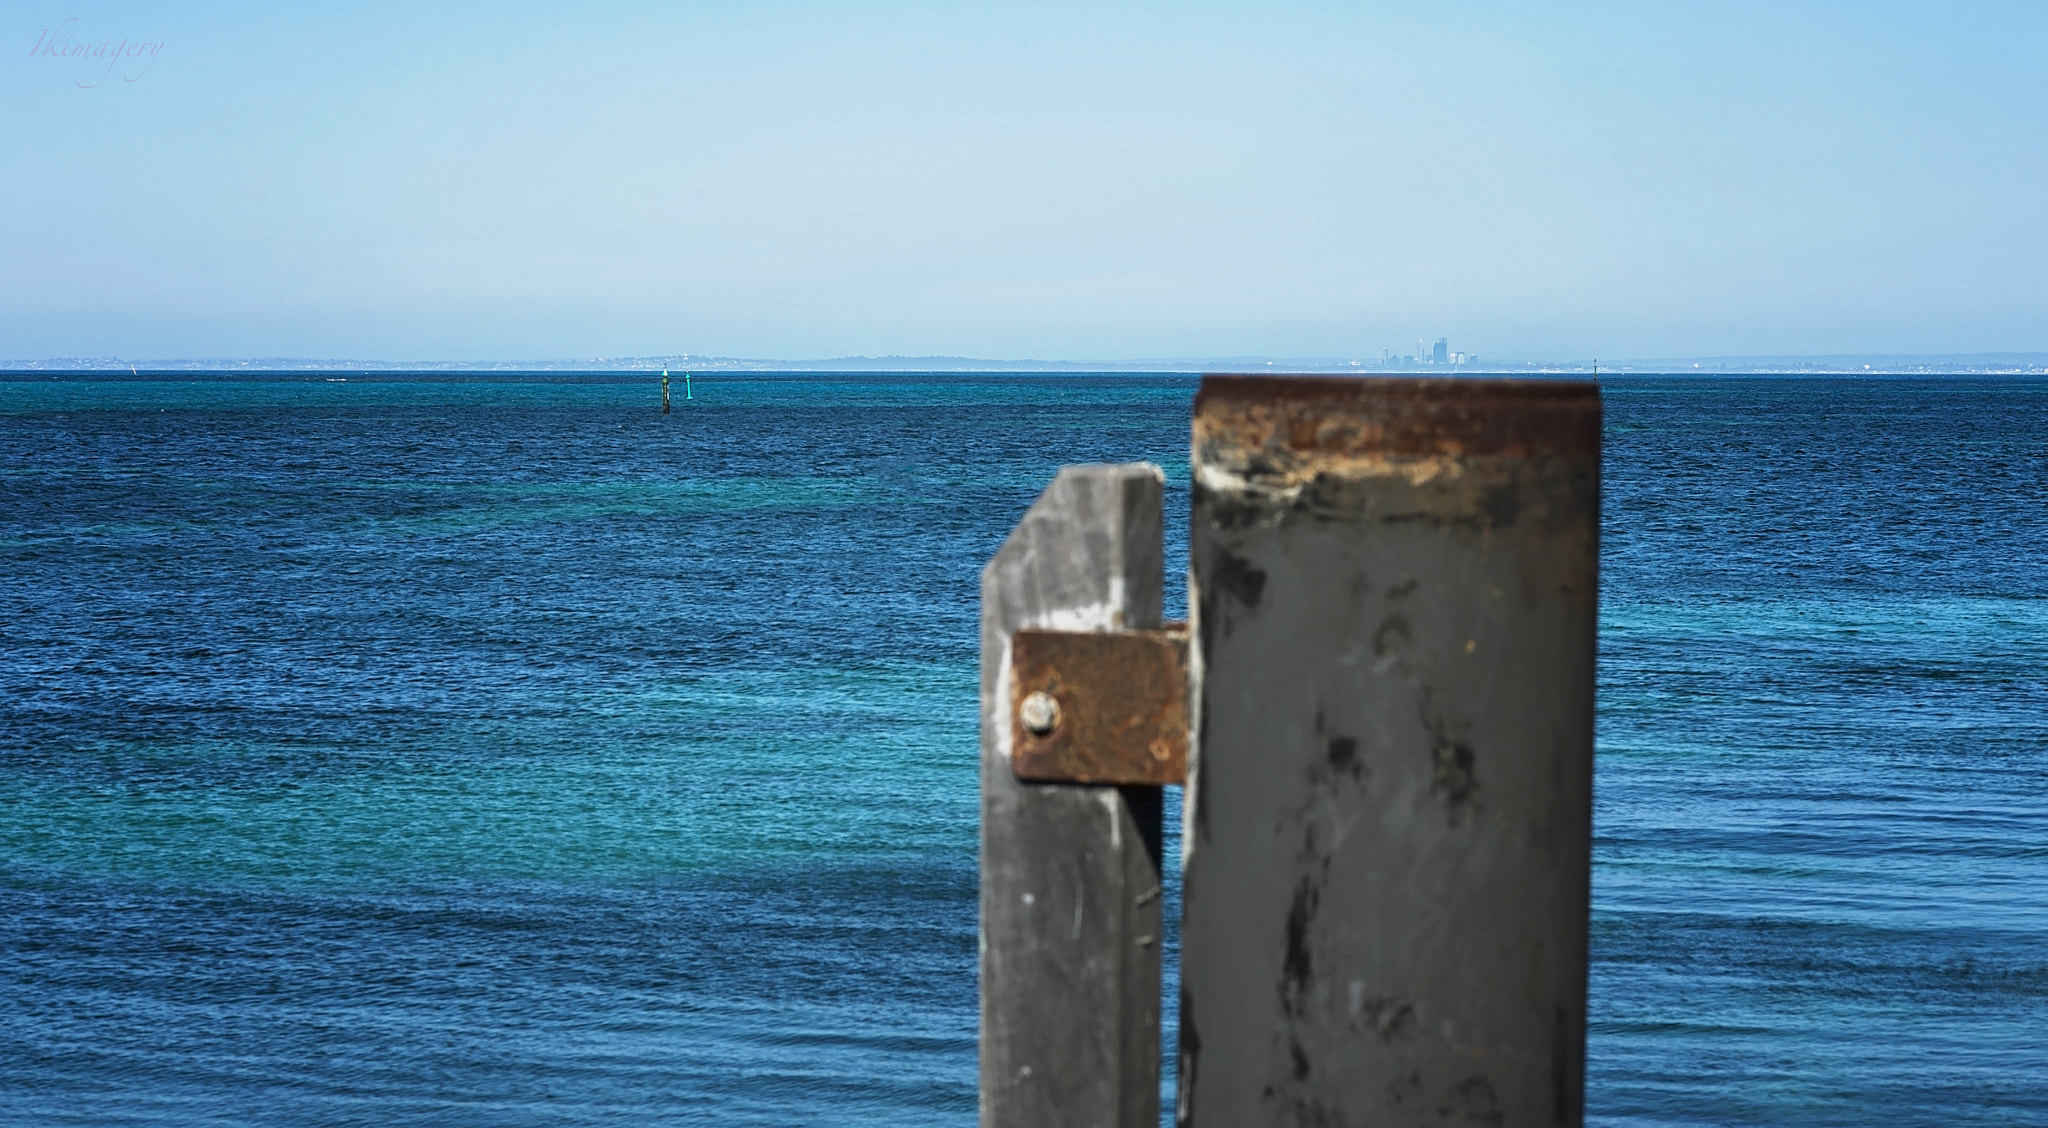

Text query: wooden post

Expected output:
[1179,377,1601,1126]
[981,463,1166,1128]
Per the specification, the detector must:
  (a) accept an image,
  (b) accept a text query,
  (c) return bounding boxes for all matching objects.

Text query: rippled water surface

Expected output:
[3,373,2044,1125]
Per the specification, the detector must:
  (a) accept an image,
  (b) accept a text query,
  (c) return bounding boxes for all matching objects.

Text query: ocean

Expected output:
[2,372,2043,1125]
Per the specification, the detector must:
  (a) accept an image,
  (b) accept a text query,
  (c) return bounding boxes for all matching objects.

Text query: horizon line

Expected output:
[6,351,2048,376]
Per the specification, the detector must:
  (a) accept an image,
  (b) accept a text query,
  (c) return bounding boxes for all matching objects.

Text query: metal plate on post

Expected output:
[1010,626,1189,786]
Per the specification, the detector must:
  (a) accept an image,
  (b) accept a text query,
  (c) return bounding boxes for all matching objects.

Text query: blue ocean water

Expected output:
[1,373,2043,1125]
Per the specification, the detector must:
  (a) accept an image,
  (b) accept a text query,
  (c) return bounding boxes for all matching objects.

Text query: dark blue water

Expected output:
[2,373,2044,1125]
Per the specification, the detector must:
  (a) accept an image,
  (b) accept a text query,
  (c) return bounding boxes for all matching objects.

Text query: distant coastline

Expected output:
[4,353,2047,376]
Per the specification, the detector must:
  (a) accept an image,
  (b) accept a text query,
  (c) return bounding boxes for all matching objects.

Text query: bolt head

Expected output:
[1019,691,1061,736]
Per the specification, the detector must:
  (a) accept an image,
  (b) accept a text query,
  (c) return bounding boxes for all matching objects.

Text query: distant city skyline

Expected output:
[5,3,2044,361]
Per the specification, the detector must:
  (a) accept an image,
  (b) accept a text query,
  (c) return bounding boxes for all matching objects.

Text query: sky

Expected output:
[4,1,2045,363]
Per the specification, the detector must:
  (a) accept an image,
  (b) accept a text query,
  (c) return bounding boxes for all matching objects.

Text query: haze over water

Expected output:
[3,373,2044,1125]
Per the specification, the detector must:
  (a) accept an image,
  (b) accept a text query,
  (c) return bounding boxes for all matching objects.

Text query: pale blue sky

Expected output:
[5,1,2044,362]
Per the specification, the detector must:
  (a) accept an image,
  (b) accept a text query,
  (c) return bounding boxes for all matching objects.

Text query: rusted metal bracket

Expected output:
[1010,624,1189,785]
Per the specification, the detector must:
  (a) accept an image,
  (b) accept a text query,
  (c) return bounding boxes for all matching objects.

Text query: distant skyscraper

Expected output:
[1432,338,1449,364]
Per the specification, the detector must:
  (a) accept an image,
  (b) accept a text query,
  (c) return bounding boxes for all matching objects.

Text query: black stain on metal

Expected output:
[1307,732,1365,792]
[1282,875,1317,1001]
[1327,736,1367,786]
[1418,691,1479,822]
[1197,483,1269,532]
[1431,740,1478,815]
[1211,549,1267,608]
[1441,1076,1503,1126]
[1278,866,1322,1086]
[1326,736,1357,774]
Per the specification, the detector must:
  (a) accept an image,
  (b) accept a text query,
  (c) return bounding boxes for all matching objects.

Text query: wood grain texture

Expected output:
[981,463,1166,1128]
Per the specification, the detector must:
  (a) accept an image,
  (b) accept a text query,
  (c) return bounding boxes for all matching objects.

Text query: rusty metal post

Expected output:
[1179,377,1600,1126]
[981,463,1166,1128]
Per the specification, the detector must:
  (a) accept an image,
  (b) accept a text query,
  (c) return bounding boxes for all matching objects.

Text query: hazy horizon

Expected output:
[9,351,2048,376]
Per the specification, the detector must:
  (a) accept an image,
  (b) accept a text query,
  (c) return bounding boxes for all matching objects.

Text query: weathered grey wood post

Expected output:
[981,463,1166,1128]
[1179,377,1601,1126]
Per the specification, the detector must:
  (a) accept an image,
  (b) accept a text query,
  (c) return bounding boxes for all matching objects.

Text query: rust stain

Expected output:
[1011,627,1189,785]
[1192,375,1602,534]
[1194,375,1600,464]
